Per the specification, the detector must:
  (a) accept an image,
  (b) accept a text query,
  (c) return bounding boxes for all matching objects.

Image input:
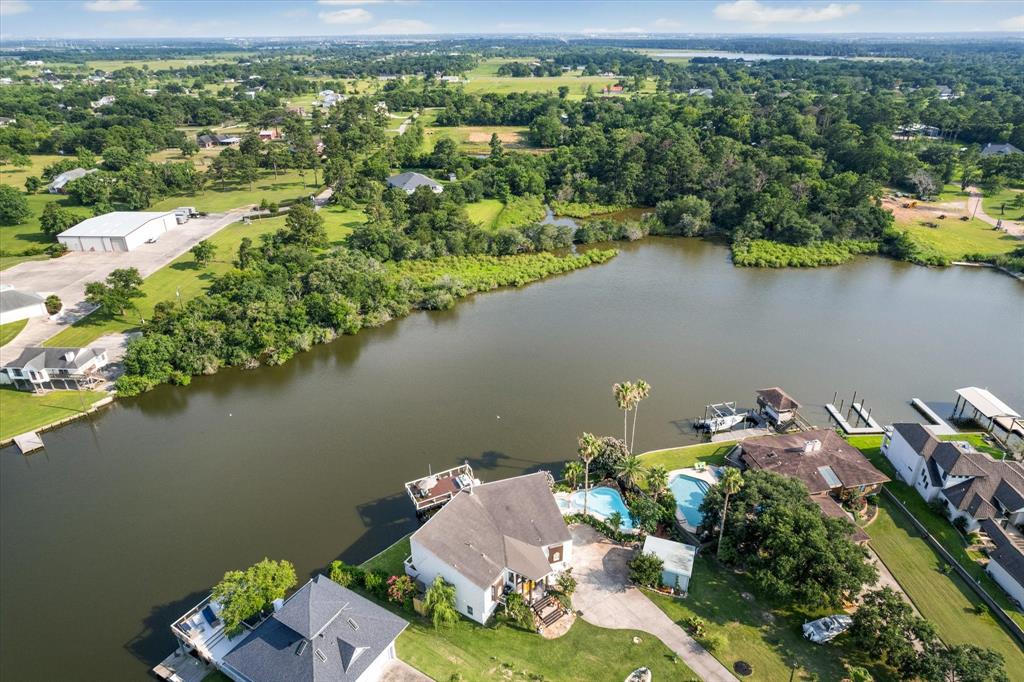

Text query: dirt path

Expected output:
[966,186,1024,237]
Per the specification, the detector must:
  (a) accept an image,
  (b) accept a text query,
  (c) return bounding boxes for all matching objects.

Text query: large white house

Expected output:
[404,472,572,625]
[980,519,1024,607]
[1,346,108,391]
[57,211,179,252]
[882,423,1024,531]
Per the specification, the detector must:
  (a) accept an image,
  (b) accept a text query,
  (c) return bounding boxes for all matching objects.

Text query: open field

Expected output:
[147,146,223,168]
[423,123,532,155]
[885,188,1019,258]
[0,154,69,188]
[462,60,655,98]
[42,206,364,348]
[982,186,1024,222]
[637,440,737,470]
[0,387,106,442]
[464,199,505,230]
[150,169,319,213]
[0,319,28,347]
[0,192,71,256]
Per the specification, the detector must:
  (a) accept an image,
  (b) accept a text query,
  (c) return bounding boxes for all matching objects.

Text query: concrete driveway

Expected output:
[571,525,738,682]
[0,209,245,361]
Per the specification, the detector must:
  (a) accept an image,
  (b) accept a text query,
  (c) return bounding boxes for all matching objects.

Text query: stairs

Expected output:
[532,595,566,627]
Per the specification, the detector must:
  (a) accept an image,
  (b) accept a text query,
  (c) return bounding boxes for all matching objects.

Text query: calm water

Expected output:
[1,238,1022,680]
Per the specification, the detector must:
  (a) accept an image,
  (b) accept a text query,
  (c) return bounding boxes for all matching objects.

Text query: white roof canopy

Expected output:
[956,387,1020,419]
[642,536,696,577]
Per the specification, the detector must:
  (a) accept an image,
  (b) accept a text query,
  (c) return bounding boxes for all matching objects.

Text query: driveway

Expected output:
[571,525,738,682]
[0,209,245,361]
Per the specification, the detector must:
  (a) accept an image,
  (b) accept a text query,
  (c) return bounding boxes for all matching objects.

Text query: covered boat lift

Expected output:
[952,387,1023,448]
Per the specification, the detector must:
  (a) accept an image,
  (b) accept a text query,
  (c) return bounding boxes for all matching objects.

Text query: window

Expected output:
[548,545,563,563]
[466,605,473,616]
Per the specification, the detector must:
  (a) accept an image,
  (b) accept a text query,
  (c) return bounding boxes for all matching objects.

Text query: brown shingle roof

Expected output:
[739,429,889,494]
[811,494,870,543]
[756,387,800,412]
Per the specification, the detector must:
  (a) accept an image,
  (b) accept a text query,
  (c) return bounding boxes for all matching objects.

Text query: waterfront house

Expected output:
[979,518,1024,606]
[171,575,407,682]
[386,172,443,195]
[48,167,97,194]
[641,535,696,592]
[0,286,48,324]
[755,386,800,426]
[404,472,572,625]
[1,346,108,391]
[882,423,1024,532]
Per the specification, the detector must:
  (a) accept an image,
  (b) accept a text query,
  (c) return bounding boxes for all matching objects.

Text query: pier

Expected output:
[910,398,958,435]
[826,401,884,435]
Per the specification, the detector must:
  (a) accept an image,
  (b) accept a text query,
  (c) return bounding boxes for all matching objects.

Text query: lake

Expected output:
[1,238,1021,680]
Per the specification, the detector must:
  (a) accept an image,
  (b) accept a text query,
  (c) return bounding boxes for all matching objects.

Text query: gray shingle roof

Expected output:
[3,346,105,372]
[0,288,45,314]
[980,519,1024,588]
[411,472,571,589]
[222,575,407,682]
[892,423,934,454]
[981,143,1022,157]
[386,172,442,193]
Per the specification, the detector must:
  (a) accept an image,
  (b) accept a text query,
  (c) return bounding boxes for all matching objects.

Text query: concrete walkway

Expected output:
[380,659,434,682]
[0,209,246,361]
[570,525,738,682]
[966,186,1023,237]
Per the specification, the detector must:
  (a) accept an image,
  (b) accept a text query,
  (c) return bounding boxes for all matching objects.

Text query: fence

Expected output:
[881,488,1024,647]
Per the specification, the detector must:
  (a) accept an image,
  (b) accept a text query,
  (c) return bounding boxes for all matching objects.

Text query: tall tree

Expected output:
[210,558,297,636]
[613,381,634,448]
[576,432,600,516]
[629,379,651,454]
[715,467,744,559]
[614,454,646,492]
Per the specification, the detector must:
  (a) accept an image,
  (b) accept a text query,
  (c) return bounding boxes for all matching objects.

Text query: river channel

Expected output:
[1,238,1021,680]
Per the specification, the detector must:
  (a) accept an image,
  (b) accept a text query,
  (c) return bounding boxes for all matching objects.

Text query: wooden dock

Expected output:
[826,402,884,435]
[711,426,771,442]
[910,398,958,435]
[12,432,44,454]
[152,649,210,682]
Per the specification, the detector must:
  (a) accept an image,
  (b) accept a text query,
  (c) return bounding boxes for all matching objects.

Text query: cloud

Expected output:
[1001,14,1024,30]
[84,0,142,11]
[0,0,30,16]
[359,18,433,34]
[318,7,373,24]
[714,1,860,23]
[652,17,684,30]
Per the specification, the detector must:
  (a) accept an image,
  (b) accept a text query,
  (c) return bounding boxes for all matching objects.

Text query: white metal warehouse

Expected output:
[57,211,178,252]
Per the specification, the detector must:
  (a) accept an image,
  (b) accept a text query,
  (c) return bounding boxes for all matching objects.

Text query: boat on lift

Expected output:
[694,401,752,434]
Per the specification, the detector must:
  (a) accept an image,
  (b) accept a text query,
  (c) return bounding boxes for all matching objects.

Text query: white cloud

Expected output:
[318,7,373,24]
[360,18,433,34]
[1001,14,1024,30]
[0,0,30,16]
[652,17,684,30]
[84,0,142,12]
[714,1,860,23]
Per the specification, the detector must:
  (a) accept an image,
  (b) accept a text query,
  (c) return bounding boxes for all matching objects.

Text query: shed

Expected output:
[57,211,178,252]
[641,536,696,592]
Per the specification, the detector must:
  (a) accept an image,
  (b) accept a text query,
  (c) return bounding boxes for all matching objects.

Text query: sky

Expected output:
[0,0,1022,39]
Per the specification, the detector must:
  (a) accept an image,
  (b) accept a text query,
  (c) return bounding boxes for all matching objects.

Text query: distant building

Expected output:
[386,172,443,195]
[90,95,116,109]
[980,518,1024,607]
[24,59,43,66]
[602,84,624,95]
[0,116,15,126]
[57,211,179,252]
[0,286,48,325]
[688,87,713,98]
[48,167,97,194]
[258,128,281,141]
[936,85,958,101]
[143,88,159,96]
[981,143,1023,158]
[1,346,108,391]
[896,123,941,138]
[197,133,240,148]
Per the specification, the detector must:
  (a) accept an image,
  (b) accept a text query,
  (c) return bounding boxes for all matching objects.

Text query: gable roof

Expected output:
[386,172,442,192]
[57,211,173,238]
[739,428,889,494]
[0,288,45,313]
[756,387,800,412]
[411,472,571,588]
[3,346,105,371]
[981,143,1022,157]
[222,575,407,682]
[980,519,1024,588]
[50,167,96,189]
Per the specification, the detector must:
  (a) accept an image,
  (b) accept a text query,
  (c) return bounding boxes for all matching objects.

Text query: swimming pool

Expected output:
[670,474,712,528]
[571,487,634,530]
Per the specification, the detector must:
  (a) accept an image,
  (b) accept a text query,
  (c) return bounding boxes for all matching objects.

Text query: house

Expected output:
[90,95,116,109]
[735,428,890,497]
[244,90,257,100]
[601,84,624,95]
[0,116,15,126]
[1,346,108,391]
[981,143,1023,158]
[979,519,1024,606]
[641,536,696,592]
[755,386,800,426]
[0,286,48,325]
[144,88,159,96]
[882,423,1024,532]
[197,134,218,148]
[48,167,97,194]
[688,88,713,98]
[172,575,407,682]
[440,75,461,83]
[896,123,941,138]
[386,172,443,195]
[936,85,958,101]
[259,128,281,141]
[24,59,43,66]
[0,78,13,86]
[57,211,179,252]
[404,472,572,625]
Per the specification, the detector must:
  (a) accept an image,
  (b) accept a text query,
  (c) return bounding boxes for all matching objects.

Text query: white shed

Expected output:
[57,211,178,252]
[0,287,48,325]
[642,535,697,593]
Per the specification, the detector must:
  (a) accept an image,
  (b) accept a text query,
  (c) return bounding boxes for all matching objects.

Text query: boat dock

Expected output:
[12,432,44,454]
[152,649,210,682]
[404,462,479,516]
[826,401,884,435]
[910,398,958,435]
[711,426,771,442]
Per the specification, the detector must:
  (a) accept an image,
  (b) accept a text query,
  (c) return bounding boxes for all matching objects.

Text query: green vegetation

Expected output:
[493,194,546,230]
[210,558,297,636]
[150,169,317,213]
[637,441,736,471]
[393,250,616,293]
[0,319,27,347]
[550,200,628,218]
[361,535,411,575]
[899,217,1019,261]
[464,198,505,229]
[0,387,106,442]
[732,239,879,267]
[982,187,1024,221]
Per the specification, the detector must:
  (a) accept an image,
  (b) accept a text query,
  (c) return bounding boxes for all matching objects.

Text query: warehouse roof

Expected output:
[57,211,175,238]
[0,288,45,313]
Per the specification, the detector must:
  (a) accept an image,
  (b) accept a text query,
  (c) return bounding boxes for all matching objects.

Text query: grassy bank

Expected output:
[549,201,628,218]
[901,217,1019,261]
[637,441,736,470]
[0,387,107,442]
[0,319,28,347]
[731,239,878,267]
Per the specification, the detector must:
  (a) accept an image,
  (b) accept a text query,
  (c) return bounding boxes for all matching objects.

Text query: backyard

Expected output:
[0,387,107,442]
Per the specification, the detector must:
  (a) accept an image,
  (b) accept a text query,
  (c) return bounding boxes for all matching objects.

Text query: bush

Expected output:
[114,374,158,397]
[328,560,363,587]
[503,592,535,631]
[685,615,708,637]
[386,574,416,605]
[550,200,626,218]
[628,551,664,588]
[952,516,969,535]
[564,512,637,544]
[44,295,61,315]
[731,239,878,268]
[362,569,389,598]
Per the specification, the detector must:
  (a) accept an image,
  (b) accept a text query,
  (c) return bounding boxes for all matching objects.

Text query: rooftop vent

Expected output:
[62,350,76,362]
[803,439,822,454]
[296,640,308,656]
[347,617,359,631]
[314,648,327,663]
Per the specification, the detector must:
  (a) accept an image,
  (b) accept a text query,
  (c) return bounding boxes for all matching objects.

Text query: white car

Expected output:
[802,614,852,643]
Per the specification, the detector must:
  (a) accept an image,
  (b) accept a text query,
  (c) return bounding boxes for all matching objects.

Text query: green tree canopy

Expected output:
[210,558,297,636]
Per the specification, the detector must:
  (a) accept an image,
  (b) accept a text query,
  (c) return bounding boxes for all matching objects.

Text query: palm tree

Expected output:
[577,432,601,515]
[716,467,745,559]
[614,454,646,492]
[613,381,634,448]
[629,379,651,454]
[562,460,584,489]
[646,465,669,500]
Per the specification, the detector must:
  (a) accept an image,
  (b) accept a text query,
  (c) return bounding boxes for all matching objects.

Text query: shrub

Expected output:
[328,560,363,587]
[697,632,727,653]
[44,295,61,315]
[628,551,664,588]
[114,374,158,397]
[732,238,878,268]
[362,569,388,598]
[952,516,969,534]
[685,616,707,637]
[386,574,416,605]
[929,498,951,520]
[503,592,535,631]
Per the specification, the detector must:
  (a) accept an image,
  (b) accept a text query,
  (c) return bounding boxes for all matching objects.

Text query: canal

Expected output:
[1,238,1021,680]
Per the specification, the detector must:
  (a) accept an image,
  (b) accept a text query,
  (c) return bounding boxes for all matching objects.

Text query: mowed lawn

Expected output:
[0,192,71,256]
[637,440,737,470]
[465,199,505,230]
[982,186,1024,222]
[150,169,320,214]
[422,124,532,155]
[867,498,1024,679]
[0,319,28,347]
[43,207,365,347]
[900,216,1020,259]
[0,387,107,442]
[0,153,68,188]
[463,58,656,99]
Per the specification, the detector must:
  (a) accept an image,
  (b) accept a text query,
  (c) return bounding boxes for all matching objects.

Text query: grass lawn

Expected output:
[0,319,27,347]
[0,253,49,271]
[493,195,546,230]
[422,124,533,155]
[982,186,1024,222]
[465,199,505,230]
[638,440,737,471]
[900,216,1019,260]
[147,146,223,168]
[866,497,1024,679]
[648,556,879,682]
[150,170,320,214]
[0,154,67,189]
[0,387,106,442]
[0,192,70,256]
[462,59,657,99]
